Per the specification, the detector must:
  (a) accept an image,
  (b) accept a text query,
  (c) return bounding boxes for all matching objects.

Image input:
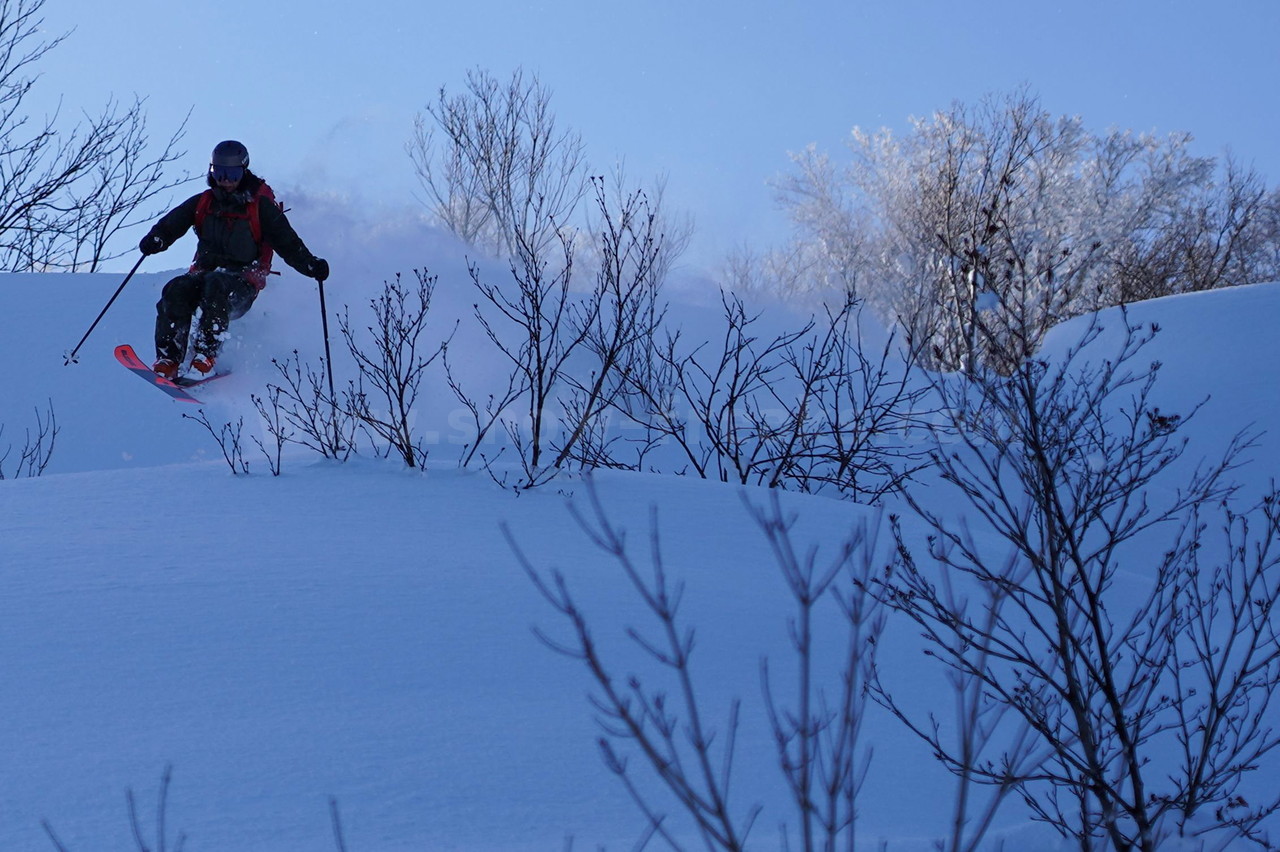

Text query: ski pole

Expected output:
[316,276,345,453]
[317,276,338,404]
[64,254,146,365]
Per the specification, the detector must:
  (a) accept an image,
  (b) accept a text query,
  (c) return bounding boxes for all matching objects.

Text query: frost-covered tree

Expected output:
[770,88,1280,371]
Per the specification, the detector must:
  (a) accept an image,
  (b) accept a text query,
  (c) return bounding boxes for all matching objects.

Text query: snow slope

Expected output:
[1,210,1278,850]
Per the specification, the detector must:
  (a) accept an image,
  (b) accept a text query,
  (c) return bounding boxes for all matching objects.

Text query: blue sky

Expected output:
[39,0,1280,270]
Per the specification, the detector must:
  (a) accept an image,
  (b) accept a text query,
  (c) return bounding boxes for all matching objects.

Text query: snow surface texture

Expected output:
[1,205,1278,850]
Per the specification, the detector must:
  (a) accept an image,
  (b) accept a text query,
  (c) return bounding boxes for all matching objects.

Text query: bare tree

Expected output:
[868,520,1057,852]
[0,398,56,478]
[408,66,587,258]
[513,481,888,852]
[551,176,667,474]
[1163,495,1280,847]
[329,798,349,852]
[452,227,584,487]
[407,110,491,247]
[596,290,926,502]
[758,293,929,502]
[873,311,1280,851]
[580,165,693,295]
[444,339,525,471]
[181,410,249,475]
[263,351,357,462]
[339,269,455,469]
[62,102,190,271]
[250,384,291,476]
[649,290,814,484]
[44,764,187,852]
[515,486,760,851]
[749,495,887,852]
[0,0,188,271]
[1104,154,1278,304]
[449,171,691,489]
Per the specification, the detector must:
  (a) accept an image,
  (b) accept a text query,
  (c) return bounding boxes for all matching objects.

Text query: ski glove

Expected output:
[139,233,165,255]
[308,258,330,282]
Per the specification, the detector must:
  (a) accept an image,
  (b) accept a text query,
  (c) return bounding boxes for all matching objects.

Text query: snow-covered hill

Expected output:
[2,209,1278,850]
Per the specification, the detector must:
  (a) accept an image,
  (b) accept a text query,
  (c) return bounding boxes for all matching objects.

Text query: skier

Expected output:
[138,140,329,378]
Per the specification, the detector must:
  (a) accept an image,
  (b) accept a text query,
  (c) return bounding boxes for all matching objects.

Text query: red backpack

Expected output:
[190,182,282,289]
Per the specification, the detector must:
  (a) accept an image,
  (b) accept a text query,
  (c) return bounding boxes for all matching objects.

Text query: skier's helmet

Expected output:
[209,140,249,182]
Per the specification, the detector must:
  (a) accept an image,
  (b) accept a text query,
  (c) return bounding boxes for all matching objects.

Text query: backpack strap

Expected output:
[193,190,214,236]
[249,184,281,289]
[189,184,281,290]
[251,183,279,247]
[193,185,275,243]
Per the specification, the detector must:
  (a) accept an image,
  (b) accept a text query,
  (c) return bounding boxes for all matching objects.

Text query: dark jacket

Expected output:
[144,172,319,286]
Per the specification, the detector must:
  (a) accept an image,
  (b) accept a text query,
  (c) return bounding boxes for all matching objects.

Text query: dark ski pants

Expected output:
[155,269,259,362]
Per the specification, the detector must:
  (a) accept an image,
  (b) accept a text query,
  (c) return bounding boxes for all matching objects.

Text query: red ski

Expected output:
[114,344,228,404]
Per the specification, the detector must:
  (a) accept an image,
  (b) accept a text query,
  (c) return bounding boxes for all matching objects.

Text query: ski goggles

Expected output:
[209,164,244,182]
